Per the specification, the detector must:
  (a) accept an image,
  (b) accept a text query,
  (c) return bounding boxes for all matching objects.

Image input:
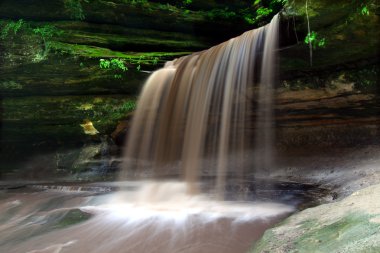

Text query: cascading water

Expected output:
[122,15,280,197]
[0,14,296,253]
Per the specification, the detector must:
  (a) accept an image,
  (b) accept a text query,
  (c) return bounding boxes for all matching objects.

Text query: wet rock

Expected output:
[71,136,118,177]
[56,209,92,228]
[111,113,134,146]
[0,95,136,174]
[250,183,380,252]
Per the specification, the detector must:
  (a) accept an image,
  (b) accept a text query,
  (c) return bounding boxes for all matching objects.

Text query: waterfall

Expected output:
[122,14,279,198]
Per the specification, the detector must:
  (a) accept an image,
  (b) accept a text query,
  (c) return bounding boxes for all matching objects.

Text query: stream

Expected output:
[0,180,327,253]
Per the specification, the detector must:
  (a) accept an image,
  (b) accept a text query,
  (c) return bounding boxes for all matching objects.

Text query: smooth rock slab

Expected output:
[250,183,380,253]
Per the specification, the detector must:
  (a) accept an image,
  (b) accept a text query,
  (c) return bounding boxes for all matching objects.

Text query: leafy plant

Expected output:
[121,100,137,111]
[33,25,64,54]
[256,7,273,18]
[304,31,326,49]
[244,0,287,25]
[99,58,128,79]
[33,25,63,41]
[0,19,25,39]
[360,5,370,15]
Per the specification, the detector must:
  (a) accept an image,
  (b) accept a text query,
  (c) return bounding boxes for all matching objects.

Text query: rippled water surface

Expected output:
[0,181,308,253]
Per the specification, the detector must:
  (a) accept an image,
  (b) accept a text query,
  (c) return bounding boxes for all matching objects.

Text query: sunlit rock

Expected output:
[80,119,99,135]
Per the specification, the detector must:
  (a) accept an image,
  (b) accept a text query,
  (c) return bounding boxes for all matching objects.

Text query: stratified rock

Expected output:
[280,0,380,76]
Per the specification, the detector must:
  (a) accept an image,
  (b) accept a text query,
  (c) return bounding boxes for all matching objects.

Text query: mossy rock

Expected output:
[1,95,137,140]
[0,0,253,42]
[250,184,380,253]
[280,0,380,75]
[0,95,136,175]
[0,18,200,96]
[55,208,92,228]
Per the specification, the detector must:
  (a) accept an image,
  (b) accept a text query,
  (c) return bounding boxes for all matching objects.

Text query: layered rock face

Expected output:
[276,0,379,148]
[0,0,379,178]
[0,0,255,178]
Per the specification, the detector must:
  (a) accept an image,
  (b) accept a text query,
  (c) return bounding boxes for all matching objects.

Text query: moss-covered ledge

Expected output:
[0,0,254,43]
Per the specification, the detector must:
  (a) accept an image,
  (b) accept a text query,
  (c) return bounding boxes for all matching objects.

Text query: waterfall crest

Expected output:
[122,14,279,197]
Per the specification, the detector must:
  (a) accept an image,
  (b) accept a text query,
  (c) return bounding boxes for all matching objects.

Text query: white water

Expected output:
[122,15,280,197]
[0,183,293,253]
[0,14,293,253]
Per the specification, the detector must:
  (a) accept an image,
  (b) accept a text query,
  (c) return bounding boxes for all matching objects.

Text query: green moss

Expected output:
[281,64,379,92]
[295,213,380,253]
[251,229,276,253]
[50,41,190,64]
[0,81,23,90]
[2,96,137,140]
[0,19,25,39]
[252,212,380,253]
[281,0,379,73]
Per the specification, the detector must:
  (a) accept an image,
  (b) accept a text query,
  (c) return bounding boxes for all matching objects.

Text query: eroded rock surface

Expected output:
[251,183,380,253]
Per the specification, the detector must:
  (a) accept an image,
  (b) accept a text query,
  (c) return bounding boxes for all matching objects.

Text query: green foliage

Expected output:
[98,54,160,78]
[317,38,326,47]
[0,20,62,44]
[99,58,128,79]
[64,0,89,20]
[256,7,273,17]
[91,98,137,124]
[33,25,63,42]
[33,25,64,55]
[253,0,287,6]
[0,20,62,60]
[360,5,370,15]
[304,31,326,49]
[243,0,287,25]
[120,100,137,112]
[99,59,110,69]
[0,19,25,39]
[0,81,23,90]
[183,0,192,5]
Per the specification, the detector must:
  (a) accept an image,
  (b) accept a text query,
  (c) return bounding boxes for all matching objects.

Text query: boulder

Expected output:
[251,183,380,253]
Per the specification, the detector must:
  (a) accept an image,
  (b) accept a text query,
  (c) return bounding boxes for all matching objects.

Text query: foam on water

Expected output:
[122,14,280,197]
[0,14,290,253]
[84,181,294,221]
[0,182,294,253]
